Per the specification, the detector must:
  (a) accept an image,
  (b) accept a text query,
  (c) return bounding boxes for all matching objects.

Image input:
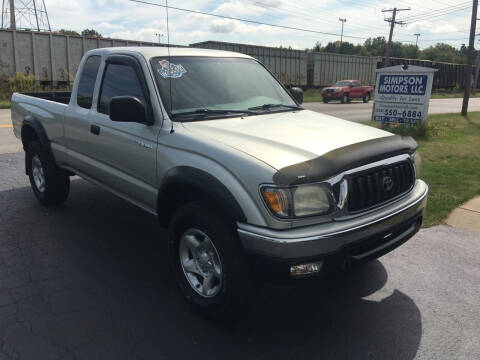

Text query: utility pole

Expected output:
[382,7,410,67]
[9,0,16,30]
[414,33,420,57]
[461,0,478,115]
[339,18,346,53]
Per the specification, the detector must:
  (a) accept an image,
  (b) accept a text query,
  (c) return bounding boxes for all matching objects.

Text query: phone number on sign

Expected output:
[380,109,423,118]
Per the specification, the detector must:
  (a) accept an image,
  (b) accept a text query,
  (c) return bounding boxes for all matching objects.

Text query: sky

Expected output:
[39,0,473,50]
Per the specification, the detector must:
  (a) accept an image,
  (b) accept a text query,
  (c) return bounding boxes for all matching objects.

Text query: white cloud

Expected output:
[42,0,472,50]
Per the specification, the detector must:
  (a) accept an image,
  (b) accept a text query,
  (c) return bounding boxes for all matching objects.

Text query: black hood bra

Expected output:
[272,135,418,186]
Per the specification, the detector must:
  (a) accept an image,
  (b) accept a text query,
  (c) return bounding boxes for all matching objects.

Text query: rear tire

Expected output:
[341,93,349,104]
[168,202,255,320]
[363,92,371,103]
[26,141,70,206]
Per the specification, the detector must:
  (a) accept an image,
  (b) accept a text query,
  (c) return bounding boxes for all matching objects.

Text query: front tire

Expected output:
[322,97,329,103]
[341,93,349,104]
[26,141,70,206]
[168,202,253,319]
[363,92,371,103]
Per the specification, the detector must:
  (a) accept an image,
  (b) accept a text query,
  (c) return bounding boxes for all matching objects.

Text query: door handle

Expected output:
[90,124,100,135]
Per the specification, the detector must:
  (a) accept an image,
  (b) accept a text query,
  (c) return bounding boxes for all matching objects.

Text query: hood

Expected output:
[182,110,392,170]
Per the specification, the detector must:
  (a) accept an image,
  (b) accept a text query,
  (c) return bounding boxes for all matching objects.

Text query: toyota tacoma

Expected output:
[11,47,427,318]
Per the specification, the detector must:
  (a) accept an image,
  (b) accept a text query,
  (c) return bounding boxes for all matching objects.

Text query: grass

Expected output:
[0,98,10,109]
[369,113,480,227]
[303,88,480,102]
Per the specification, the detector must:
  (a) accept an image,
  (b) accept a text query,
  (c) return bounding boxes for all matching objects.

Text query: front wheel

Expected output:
[363,92,371,103]
[341,93,349,104]
[26,141,70,206]
[168,202,254,319]
[322,97,329,103]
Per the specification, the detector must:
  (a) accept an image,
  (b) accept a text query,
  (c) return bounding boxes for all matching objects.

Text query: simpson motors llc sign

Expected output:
[373,65,436,124]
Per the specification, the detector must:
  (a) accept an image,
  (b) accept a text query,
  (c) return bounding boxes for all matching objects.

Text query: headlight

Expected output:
[412,152,421,178]
[261,184,333,218]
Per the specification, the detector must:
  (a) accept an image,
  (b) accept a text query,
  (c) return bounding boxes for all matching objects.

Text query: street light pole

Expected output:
[339,18,346,53]
[155,32,164,44]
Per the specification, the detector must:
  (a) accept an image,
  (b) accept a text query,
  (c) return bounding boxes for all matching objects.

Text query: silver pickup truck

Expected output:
[11,47,427,318]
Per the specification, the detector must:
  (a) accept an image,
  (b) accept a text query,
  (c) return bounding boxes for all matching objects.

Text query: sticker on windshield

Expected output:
[157,59,187,79]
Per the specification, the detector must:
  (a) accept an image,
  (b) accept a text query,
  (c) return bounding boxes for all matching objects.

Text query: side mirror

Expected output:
[290,87,303,104]
[109,96,149,124]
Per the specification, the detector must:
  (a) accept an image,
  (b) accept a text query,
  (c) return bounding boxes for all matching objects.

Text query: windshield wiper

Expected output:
[172,108,257,119]
[248,103,302,111]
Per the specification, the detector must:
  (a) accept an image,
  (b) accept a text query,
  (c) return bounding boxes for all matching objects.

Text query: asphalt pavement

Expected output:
[303,97,480,122]
[0,152,480,359]
[1,107,480,359]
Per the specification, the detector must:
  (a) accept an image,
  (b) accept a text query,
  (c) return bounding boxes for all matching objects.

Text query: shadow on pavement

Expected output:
[0,176,422,360]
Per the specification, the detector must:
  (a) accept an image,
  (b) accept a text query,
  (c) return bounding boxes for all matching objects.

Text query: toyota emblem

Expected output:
[382,175,394,192]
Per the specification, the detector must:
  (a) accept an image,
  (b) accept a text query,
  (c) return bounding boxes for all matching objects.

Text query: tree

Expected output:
[311,41,321,52]
[420,43,466,64]
[58,29,80,36]
[81,29,102,38]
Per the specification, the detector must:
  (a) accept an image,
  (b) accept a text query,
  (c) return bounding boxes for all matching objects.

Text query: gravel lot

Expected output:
[0,151,479,360]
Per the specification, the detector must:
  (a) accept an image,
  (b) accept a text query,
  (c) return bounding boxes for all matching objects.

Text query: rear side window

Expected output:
[77,55,101,109]
[98,64,146,115]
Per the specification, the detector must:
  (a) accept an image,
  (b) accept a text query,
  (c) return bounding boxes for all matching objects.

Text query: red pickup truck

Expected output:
[322,80,374,104]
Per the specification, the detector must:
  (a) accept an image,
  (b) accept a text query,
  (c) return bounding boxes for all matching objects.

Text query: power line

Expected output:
[128,0,369,40]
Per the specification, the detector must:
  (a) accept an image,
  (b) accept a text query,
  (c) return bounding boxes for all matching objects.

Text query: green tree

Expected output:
[58,29,80,36]
[81,29,102,38]
[420,43,466,63]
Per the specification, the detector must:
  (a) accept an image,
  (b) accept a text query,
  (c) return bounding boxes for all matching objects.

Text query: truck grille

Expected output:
[347,161,414,213]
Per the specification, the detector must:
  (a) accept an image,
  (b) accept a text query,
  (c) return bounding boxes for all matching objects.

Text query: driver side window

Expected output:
[98,63,146,115]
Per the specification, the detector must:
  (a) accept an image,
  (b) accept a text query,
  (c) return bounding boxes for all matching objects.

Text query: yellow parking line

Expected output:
[0,124,13,128]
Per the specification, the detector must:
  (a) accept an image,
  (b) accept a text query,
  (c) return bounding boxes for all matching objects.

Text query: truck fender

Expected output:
[157,166,247,227]
[21,116,54,174]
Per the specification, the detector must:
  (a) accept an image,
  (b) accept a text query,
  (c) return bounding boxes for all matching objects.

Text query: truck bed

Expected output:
[20,91,71,105]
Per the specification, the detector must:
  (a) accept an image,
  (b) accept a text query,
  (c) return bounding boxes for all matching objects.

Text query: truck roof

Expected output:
[85,46,253,59]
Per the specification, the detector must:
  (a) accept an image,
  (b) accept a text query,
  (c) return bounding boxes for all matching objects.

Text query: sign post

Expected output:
[372,65,436,125]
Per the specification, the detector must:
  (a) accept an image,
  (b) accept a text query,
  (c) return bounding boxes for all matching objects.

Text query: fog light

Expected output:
[290,261,323,277]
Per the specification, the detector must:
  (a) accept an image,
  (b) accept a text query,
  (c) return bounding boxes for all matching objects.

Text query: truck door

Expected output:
[85,55,161,212]
[351,81,361,98]
[64,54,102,175]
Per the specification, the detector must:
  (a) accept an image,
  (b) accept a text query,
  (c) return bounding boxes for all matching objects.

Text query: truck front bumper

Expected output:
[237,180,428,277]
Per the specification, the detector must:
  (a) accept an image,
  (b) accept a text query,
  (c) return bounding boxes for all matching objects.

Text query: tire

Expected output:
[322,97,329,103]
[168,202,253,320]
[341,93,349,104]
[26,141,70,206]
[363,92,371,103]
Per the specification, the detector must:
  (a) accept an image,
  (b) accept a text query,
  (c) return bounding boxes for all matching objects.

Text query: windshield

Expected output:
[150,56,297,119]
[333,81,351,87]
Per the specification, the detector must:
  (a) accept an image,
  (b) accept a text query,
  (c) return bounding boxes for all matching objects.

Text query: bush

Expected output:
[378,121,443,139]
[7,72,40,93]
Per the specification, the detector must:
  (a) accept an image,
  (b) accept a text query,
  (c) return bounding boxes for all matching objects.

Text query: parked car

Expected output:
[322,80,374,103]
[11,47,427,319]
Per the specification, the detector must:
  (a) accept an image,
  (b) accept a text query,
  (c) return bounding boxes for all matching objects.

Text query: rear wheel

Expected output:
[363,92,371,103]
[168,202,255,320]
[26,141,70,206]
[341,93,349,104]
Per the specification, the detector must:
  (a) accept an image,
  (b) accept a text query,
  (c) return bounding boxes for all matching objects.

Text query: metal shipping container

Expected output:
[0,29,176,84]
[190,40,308,87]
[307,52,379,87]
